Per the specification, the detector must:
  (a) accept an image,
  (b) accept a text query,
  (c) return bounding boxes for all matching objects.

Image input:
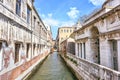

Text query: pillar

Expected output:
[117,40,120,71]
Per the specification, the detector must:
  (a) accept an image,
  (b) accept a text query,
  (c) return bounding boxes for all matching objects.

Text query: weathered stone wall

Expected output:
[0,0,51,80]
[75,0,120,72]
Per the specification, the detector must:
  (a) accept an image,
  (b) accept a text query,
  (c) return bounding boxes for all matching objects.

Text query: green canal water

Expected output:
[29,52,78,80]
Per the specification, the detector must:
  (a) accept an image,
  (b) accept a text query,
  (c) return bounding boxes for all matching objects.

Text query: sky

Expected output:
[34,0,106,40]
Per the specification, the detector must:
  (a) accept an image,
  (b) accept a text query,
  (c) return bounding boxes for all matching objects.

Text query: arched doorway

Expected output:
[90,27,100,64]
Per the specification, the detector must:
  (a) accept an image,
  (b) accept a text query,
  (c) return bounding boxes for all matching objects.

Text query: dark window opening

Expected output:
[15,43,20,63]
[16,0,21,16]
[27,6,31,23]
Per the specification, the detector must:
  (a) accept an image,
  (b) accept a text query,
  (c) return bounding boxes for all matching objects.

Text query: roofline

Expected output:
[33,6,47,31]
[75,4,120,33]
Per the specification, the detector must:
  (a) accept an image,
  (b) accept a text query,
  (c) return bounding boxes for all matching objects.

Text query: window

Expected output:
[61,30,63,32]
[112,40,118,70]
[33,44,35,55]
[38,22,39,27]
[26,44,30,58]
[15,43,20,63]
[27,6,31,23]
[16,0,21,16]
[34,16,36,28]
[67,30,69,33]
[83,43,86,59]
[64,29,66,33]
[70,29,72,32]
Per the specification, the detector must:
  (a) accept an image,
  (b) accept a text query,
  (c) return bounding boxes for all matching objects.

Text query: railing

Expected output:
[67,53,120,80]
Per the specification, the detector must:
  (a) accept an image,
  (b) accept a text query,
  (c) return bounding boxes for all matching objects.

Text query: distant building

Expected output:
[56,27,75,51]
[60,38,75,55]
[46,24,53,52]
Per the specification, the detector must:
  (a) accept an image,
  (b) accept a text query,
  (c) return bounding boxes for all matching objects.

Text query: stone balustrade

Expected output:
[67,53,120,80]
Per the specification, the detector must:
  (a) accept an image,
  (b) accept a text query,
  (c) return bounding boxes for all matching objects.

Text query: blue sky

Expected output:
[34,0,105,40]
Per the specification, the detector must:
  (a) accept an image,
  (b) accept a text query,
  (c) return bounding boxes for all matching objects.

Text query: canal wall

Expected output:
[0,51,49,80]
[60,54,83,80]
[15,51,49,80]
[23,53,49,80]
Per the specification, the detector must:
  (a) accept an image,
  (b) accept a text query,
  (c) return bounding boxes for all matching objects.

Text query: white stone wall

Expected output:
[117,40,120,71]
[100,39,113,68]
[74,0,120,72]
[0,0,49,73]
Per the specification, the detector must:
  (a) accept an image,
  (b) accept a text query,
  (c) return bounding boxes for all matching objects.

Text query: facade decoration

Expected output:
[0,0,52,80]
[57,0,120,79]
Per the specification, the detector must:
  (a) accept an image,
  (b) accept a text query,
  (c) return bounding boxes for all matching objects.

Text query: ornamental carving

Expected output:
[117,11,120,20]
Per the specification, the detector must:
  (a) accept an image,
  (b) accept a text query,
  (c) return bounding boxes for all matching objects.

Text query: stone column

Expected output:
[117,39,120,71]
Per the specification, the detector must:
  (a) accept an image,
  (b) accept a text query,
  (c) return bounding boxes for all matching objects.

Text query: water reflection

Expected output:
[30,52,77,80]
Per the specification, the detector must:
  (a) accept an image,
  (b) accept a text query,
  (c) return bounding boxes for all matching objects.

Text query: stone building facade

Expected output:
[60,38,75,55]
[64,0,120,79]
[46,24,53,52]
[74,0,120,71]
[56,27,75,51]
[0,0,52,80]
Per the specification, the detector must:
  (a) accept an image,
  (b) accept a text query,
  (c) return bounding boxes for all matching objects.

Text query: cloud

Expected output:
[43,18,60,27]
[41,13,75,27]
[41,14,45,18]
[60,21,75,27]
[89,0,106,6]
[48,13,53,18]
[67,7,79,19]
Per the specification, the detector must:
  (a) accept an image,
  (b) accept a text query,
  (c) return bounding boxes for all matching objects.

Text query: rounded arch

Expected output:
[90,26,99,38]
[90,26,100,64]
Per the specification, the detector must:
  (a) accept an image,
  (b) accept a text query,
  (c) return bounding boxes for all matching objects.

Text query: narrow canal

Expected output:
[29,52,77,80]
